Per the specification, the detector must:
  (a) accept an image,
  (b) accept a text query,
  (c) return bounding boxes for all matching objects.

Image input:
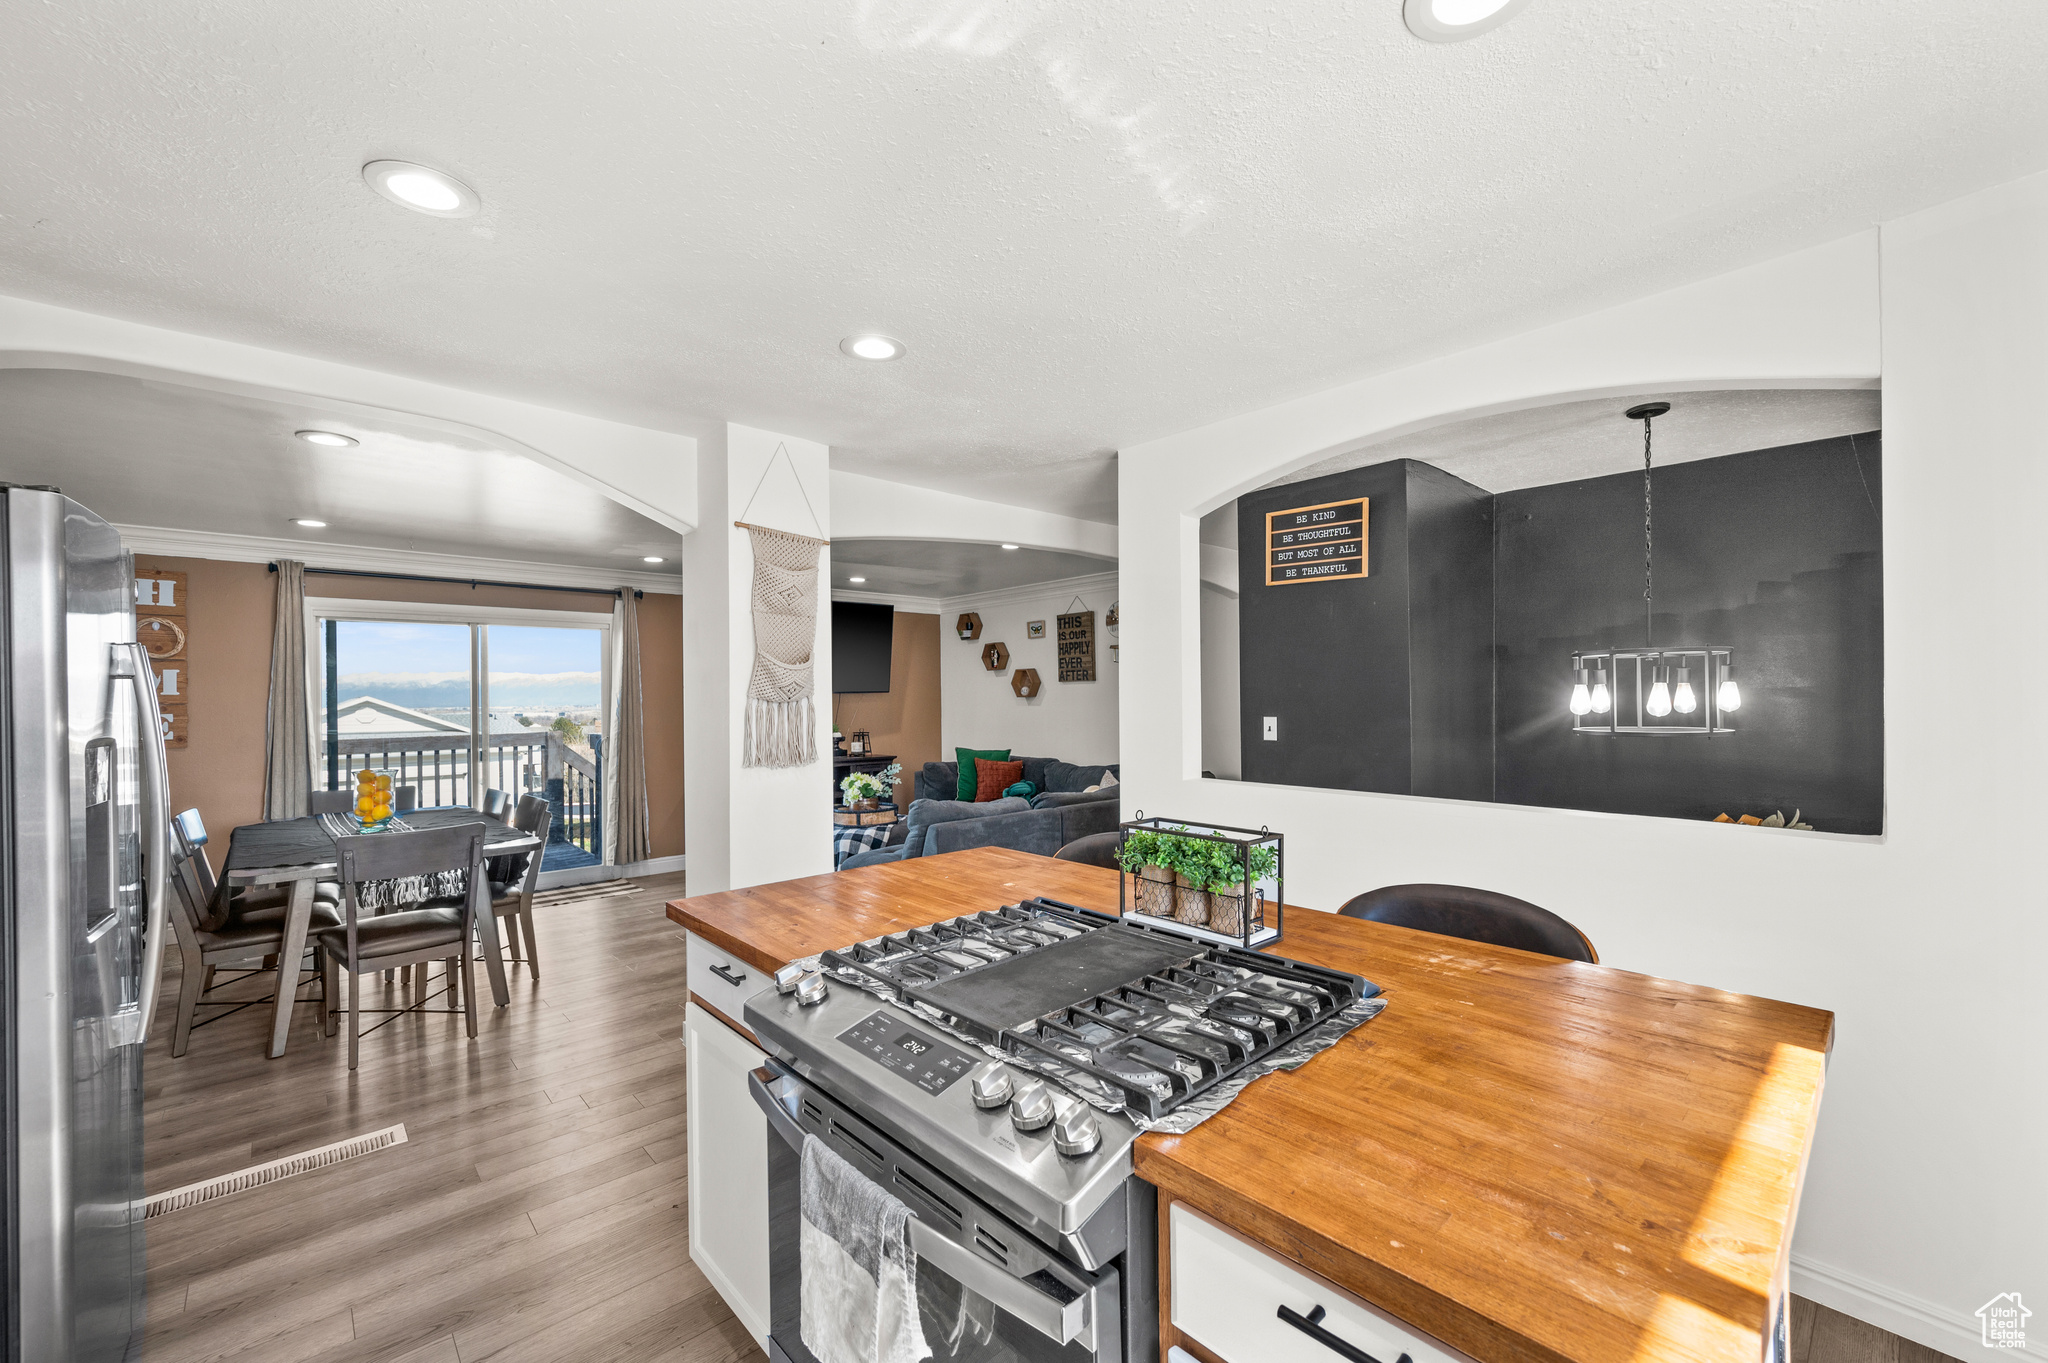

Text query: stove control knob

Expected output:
[968,1063,1014,1110]
[774,963,807,995]
[1053,1106,1101,1158]
[792,971,828,1007]
[1009,1081,1056,1133]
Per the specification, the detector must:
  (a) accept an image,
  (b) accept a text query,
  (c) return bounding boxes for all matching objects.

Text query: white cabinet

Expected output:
[1171,1202,1477,1363]
[686,929,765,1026]
[685,996,771,1345]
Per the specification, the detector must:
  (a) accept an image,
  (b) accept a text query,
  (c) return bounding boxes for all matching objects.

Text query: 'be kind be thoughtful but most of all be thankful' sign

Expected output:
[1265,498,1368,585]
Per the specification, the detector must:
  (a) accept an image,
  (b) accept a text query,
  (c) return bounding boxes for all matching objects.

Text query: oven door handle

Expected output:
[746,1066,1111,1351]
[751,1064,807,1150]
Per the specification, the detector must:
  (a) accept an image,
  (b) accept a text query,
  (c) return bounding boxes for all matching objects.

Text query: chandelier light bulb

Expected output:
[1672,664,1697,715]
[1589,669,1611,715]
[1568,662,1592,716]
[1719,678,1742,712]
[1645,664,1673,718]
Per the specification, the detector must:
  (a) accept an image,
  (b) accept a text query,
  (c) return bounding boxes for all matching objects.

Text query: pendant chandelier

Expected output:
[1569,401,1742,736]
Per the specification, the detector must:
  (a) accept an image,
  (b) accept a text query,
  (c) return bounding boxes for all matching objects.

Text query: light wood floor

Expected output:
[140,872,763,1363]
[1792,1297,1961,1363]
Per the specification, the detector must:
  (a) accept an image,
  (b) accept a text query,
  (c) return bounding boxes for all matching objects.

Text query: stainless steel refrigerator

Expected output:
[3,485,169,1362]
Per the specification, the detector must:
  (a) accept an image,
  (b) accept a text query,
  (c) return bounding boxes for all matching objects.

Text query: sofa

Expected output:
[841,757,1121,868]
[912,757,1119,804]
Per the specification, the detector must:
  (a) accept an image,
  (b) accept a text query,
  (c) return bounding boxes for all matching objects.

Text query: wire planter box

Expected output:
[1116,815,1284,949]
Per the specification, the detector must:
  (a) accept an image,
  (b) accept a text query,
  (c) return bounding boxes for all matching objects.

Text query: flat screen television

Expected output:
[832,601,894,694]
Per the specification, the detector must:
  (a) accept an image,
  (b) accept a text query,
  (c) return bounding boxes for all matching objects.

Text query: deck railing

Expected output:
[325,731,603,860]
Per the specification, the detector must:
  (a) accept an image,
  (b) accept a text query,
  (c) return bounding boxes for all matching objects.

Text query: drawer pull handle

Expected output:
[1277,1304,1411,1363]
[710,963,748,987]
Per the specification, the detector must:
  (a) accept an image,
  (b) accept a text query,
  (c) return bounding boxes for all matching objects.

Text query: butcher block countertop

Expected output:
[667,847,1833,1363]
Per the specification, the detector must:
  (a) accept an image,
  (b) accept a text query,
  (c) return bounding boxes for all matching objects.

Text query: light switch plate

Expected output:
[1262,716,1278,741]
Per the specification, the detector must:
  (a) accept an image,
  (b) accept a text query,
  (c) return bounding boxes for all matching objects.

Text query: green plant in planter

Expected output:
[1116,828,1164,874]
[1240,843,1279,887]
[839,762,902,805]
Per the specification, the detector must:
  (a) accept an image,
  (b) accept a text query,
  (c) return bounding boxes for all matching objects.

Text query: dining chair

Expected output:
[308,789,355,816]
[314,822,490,1069]
[484,795,551,980]
[480,788,513,821]
[164,825,339,1057]
[1052,831,1121,868]
[1335,883,1598,963]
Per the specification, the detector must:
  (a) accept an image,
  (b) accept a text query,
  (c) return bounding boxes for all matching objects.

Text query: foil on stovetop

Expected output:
[798,952,1388,1135]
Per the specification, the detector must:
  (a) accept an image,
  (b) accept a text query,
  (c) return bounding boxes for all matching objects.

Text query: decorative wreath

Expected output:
[138,615,187,659]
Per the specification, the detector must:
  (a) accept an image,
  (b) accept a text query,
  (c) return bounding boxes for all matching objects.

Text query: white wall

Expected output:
[1118,199,2047,1361]
[938,573,1120,768]
[683,423,835,892]
[1199,582,1240,779]
[0,293,697,532]
[833,468,1118,560]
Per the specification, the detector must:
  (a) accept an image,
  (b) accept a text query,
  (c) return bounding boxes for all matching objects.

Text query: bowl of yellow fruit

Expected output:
[354,768,397,831]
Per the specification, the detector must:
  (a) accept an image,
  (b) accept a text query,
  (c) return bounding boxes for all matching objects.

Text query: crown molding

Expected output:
[830,588,946,615]
[113,524,682,596]
[939,570,1120,614]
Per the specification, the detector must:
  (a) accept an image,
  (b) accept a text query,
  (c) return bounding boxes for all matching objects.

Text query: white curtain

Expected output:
[262,560,310,820]
[605,590,651,866]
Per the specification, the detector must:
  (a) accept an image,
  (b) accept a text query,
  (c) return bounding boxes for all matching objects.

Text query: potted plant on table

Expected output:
[839,761,903,813]
[1205,842,1277,937]
[1117,828,1178,917]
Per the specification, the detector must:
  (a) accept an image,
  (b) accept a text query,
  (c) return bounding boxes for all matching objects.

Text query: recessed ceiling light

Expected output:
[1001,544,1019,551]
[361,160,481,218]
[293,518,327,529]
[1403,0,1530,42]
[643,556,665,563]
[295,429,357,448]
[839,335,906,361]
[848,577,867,584]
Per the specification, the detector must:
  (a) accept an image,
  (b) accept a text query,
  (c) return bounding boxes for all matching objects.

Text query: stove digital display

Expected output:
[838,1012,974,1095]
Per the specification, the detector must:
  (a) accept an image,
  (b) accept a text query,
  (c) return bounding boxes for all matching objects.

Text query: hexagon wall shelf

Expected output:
[956,612,982,640]
[1011,667,1042,699]
[982,641,1009,671]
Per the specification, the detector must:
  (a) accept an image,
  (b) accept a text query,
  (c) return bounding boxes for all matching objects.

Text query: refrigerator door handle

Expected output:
[110,641,171,1047]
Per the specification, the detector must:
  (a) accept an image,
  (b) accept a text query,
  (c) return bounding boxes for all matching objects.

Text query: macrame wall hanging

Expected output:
[736,444,828,769]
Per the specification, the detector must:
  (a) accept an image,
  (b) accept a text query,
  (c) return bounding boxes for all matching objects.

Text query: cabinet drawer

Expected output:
[1171,1203,1476,1363]
[686,930,769,1028]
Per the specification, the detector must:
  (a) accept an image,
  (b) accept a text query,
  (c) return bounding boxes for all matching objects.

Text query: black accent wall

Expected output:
[1496,432,1884,832]
[1236,432,1884,834]
[1237,460,1494,800]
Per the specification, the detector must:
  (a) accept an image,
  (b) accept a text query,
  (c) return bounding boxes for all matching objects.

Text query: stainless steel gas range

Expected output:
[744,897,1379,1363]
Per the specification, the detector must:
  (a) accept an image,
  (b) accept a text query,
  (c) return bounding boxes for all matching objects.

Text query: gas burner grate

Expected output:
[819,898,1374,1119]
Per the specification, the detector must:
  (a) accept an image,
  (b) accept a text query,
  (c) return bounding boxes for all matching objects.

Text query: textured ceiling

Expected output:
[0,3,2039,524]
[1200,387,1882,546]
[0,369,682,572]
[832,538,1110,598]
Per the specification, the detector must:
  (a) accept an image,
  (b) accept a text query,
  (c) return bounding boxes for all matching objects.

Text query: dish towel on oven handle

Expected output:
[800,1134,929,1363]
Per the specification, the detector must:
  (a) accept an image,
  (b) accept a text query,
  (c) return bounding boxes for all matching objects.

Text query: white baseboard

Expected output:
[534,853,686,891]
[1793,1253,2044,1360]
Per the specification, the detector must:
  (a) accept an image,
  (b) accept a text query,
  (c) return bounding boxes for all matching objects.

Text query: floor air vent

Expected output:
[142,1124,408,1219]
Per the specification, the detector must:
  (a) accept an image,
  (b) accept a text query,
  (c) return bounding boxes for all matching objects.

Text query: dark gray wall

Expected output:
[1237,460,1493,800]
[1233,431,1885,835]
[1495,432,1884,833]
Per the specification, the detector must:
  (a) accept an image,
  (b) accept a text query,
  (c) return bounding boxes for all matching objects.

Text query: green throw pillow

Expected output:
[955,747,1012,801]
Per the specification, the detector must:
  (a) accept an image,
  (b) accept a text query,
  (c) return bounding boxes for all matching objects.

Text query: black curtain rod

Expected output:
[268,563,643,599]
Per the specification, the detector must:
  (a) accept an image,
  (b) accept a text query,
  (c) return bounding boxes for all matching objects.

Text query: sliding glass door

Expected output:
[309,600,612,870]
[484,625,607,870]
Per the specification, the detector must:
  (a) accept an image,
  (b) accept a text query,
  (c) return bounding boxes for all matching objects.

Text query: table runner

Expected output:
[226,808,532,911]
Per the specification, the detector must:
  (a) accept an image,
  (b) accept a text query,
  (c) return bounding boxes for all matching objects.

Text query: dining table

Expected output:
[222,807,544,1058]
